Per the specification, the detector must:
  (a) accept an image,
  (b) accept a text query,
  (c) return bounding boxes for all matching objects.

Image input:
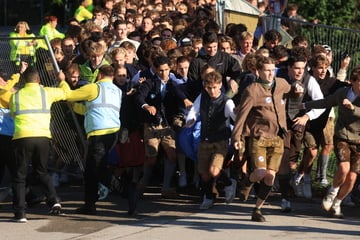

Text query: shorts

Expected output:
[143,123,176,158]
[283,120,305,162]
[197,140,228,176]
[333,138,360,174]
[304,117,334,148]
[323,117,335,144]
[249,136,284,172]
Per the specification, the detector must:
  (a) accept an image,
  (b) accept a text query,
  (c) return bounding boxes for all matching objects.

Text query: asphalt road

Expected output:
[0,182,359,240]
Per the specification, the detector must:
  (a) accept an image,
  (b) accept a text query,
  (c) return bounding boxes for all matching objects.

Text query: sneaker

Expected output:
[224,179,237,204]
[322,189,337,211]
[98,183,109,200]
[320,178,329,186]
[280,198,292,213]
[178,174,187,188]
[49,202,62,215]
[302,181,312,199]
[251,208,266,222]
[14,212,27,223]
[330,203,344,218]
[76,204,97,215]
[200,196,214,210]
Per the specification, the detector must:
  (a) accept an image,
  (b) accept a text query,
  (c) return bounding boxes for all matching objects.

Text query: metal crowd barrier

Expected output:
[0,36,85,174]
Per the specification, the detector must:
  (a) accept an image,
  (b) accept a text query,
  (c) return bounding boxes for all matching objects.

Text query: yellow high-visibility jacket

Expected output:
[10,81,68,140]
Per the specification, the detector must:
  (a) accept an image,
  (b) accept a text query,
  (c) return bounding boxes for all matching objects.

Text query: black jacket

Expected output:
[135,73,183,126]
[188,51,242,91]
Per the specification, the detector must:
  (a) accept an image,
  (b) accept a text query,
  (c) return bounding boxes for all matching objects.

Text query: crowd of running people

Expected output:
[0,0,359,223]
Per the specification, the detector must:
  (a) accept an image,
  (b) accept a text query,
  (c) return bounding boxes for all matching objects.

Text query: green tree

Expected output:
[289,0,357,29]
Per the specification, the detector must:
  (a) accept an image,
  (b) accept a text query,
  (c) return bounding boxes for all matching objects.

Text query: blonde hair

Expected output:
[110,47,127,59]
[87,40,106,56]
[239,31,254,41]
[15,21,31,32]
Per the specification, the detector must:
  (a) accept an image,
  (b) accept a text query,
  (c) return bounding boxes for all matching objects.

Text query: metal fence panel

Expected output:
[263,14,360,77]
[0,36,85,172]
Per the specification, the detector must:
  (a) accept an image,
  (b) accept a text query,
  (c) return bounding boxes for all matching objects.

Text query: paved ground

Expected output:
[0,183,359,240]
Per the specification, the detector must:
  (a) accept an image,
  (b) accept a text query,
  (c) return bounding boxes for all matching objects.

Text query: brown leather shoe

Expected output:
[251,208,266,222]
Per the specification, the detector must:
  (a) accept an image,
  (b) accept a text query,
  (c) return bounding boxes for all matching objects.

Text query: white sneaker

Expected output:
[14,212,27,223]
[322,189,337,211]
[200,196,213,210]
[178,174,187,188]
[330,202,344,218]
[49,202,62,215]
[224,179,237,204]
[302,181,312,199]
[16,217,27,223]
[280,198,292,212]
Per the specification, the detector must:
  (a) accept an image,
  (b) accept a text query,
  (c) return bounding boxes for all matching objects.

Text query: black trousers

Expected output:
[0,135,16,184]
[12,137,58,213]
[84,132,118,205]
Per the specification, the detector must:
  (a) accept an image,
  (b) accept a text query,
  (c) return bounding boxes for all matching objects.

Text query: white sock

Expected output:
[333,198,342,206]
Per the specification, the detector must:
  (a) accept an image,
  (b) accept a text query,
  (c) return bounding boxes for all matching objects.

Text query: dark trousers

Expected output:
[84,132,118,205]
[0,135,16,184]
[12,137,57,213]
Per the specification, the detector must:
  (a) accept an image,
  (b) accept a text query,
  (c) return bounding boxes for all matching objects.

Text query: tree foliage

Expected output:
[51,0,64,5]
[288,0,358,29]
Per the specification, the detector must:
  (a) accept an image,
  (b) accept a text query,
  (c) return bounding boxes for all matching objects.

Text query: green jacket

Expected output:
[79,58,111,83]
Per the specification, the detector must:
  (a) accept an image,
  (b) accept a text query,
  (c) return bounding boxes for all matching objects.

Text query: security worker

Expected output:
[61,65,122,215]
[9,21,37,69]
[10,67,68,223]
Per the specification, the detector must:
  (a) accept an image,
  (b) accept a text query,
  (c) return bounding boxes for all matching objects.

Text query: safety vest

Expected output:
[74,5,93,23]
[9,32,37,62]
[80,58,110,83]
[84,81,122,134]
[38,23,65,50]
[11,85,52,139]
